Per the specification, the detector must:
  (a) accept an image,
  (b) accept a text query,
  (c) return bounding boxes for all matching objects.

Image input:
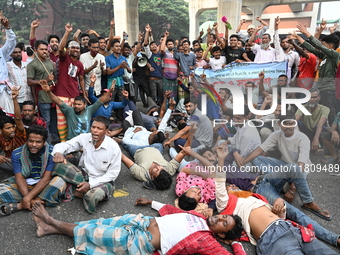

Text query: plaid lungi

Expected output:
[53,162,114,213]
[177,77,189,101]
[0,176,66,207]
[74,213,155,255]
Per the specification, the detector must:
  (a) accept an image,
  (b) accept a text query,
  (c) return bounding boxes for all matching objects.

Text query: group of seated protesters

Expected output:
[1,13,340,255]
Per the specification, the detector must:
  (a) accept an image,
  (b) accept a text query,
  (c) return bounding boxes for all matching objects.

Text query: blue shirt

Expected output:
[12,145,54,180]
[174,50,196,76]
[105,54,128,78]
[88,87,128,118]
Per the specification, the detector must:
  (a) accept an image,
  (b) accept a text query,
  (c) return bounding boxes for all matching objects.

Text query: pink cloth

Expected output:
[176,161,216,204]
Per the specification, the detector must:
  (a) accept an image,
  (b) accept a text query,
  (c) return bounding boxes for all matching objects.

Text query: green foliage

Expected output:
[199,10,217,26]
[139,0,189,41]
[0,0,113,44]
[47,0,113,37]
[0,0,47,43]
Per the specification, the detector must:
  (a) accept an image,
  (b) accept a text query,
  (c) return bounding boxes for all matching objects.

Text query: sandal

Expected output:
[0,203,19,216]
[301,205,332,221]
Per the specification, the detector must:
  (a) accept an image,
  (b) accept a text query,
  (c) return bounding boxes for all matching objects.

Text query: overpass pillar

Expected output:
[217,0,242,35]
[113,0,139,44]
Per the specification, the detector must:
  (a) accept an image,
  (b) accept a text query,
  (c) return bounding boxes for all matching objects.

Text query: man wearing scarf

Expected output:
[0,125,66,216]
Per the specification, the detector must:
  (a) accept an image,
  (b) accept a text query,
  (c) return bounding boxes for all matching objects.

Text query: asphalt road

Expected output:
[0,146,339,255]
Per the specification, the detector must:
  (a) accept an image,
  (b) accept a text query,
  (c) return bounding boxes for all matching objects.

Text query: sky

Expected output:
[320,1,340,20]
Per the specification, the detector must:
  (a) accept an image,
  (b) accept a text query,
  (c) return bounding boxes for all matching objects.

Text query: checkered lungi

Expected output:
[53,162,114,213]
[73,213,155,255]
[0,176,66,206]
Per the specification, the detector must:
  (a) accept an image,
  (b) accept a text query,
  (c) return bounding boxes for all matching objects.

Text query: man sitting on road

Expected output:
[0,125,66,216]
[52,116,121,213]
[39,80,113,140]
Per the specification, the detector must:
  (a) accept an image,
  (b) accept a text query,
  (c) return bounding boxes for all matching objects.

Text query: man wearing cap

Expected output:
[236,17,269,44]
[55,23,87,142]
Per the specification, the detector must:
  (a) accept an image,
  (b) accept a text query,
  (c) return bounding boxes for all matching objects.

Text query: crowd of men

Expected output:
[0,12,340,254]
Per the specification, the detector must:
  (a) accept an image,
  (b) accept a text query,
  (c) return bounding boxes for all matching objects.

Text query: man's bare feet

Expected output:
[33,215,61,237]
[32,202,52,224]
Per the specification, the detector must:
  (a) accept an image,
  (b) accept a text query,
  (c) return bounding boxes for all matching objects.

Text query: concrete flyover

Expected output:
[113,0,340,43]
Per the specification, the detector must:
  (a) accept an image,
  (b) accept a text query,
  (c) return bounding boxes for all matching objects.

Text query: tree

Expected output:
[0,0,47,43]
[139,0,189,42]
[0,0,113,45]
[199,10,217,26]
[46,0,113,37]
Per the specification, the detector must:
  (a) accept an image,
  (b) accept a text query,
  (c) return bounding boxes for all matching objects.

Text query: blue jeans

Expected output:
[253,156,313,204]
[39,103,59,141]
[254,179,339,246]
[122,143,164,156]
[256,220,338,254]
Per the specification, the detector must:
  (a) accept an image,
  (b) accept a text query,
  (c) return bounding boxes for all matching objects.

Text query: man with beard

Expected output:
[0,87,26,173]
[0,125,66,215]
[280,36,300,80]
[55,23,87,142]
[39,79,112,141]
[7,46,33,107]
[161,31,179,102]
[29,19,60,63]
[295,88,329,151]
[27,40,56,142]
[249,17,285,63]
[80,38,106,96]
[79,33,90,54]
[21,101,46,129]
[52,116,121,213]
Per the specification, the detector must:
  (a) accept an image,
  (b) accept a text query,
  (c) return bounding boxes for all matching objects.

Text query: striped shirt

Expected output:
[163,51,178,80]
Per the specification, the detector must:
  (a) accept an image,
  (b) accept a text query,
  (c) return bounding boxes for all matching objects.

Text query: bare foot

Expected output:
[33,215,61,237]
[30,197,45,208]
[32,202,52,224]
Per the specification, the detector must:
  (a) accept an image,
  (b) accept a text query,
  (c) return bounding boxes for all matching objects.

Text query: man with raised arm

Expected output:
[55,23,86,142]
[39,80,112,140]
[0,86,26,173]
[0,15,16,114]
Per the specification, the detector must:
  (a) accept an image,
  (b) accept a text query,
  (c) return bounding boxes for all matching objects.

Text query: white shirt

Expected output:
[252,30,285,63]
[229,123,261,159]
[52,133,121,188]
[80,52,106,95]
[209,56,226,71]
[6,61,32,103]
[122,126,151,146]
